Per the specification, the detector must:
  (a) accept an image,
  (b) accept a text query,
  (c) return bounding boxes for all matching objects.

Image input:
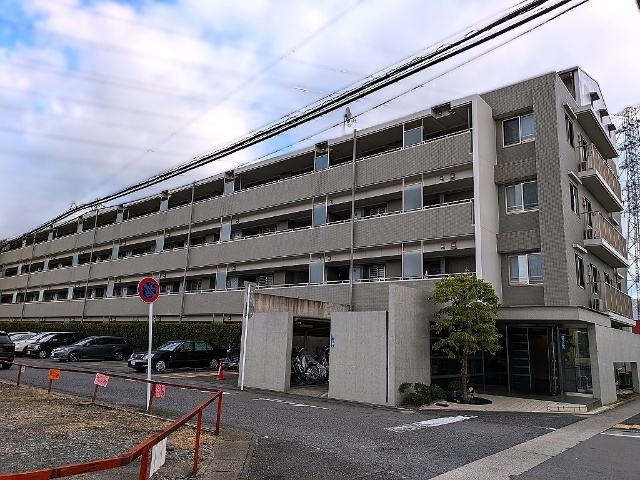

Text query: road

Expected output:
[2,357,639,479]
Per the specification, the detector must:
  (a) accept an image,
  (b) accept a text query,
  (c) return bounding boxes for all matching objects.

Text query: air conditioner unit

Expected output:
[227,276,243,289]
[354,208,363,220]
[232,230,243,240]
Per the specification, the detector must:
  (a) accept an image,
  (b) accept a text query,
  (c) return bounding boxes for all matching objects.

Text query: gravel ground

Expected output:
[0,382,220,479]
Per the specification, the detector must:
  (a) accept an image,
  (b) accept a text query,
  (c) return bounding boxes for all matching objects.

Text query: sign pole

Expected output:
[147,301,153,408]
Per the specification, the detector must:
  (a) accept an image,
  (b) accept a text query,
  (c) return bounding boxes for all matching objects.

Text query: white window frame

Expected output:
[505,181,538,214]
[502,113,535,147]
[575,254,585,289]
[569,183,580,216]
[508,253,543,285]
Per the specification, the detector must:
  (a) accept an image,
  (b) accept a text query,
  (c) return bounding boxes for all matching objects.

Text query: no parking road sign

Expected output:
[137,277,160,303]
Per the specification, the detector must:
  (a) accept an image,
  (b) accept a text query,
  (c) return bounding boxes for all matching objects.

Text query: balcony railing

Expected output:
[578,144,622,211]
[584,211,628,267]
[590,281,633,320]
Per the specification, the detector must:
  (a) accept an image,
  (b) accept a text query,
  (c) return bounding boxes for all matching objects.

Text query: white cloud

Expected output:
[0,0,639,239]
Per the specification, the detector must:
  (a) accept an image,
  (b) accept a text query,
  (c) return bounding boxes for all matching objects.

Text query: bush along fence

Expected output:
[0,321,242,352]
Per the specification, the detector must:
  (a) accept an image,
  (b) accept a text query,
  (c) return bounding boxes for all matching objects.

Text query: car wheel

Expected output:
[209,358,219,370]
[153,360,167,372]
[1,362,12,369]
[113,351,124,361]
[21,347,28,356]
[38,350,48,359]
[68,352,80,362]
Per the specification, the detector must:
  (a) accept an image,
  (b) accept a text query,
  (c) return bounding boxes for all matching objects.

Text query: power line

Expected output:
[2,0,586,246]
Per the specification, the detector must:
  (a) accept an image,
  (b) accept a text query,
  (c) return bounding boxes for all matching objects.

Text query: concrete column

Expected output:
[38,290,44,302]
[111,243,119,260]
[589,324,617,404]
[67,287,74,300]
[155,235,165,252]
[631,362,640,394]
[43,258,49,271]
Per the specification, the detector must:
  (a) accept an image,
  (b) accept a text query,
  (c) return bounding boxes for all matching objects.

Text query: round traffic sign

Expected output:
[137,277,160,303]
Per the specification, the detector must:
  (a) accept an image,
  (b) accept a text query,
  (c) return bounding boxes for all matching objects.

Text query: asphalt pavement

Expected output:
[2,357,638,479]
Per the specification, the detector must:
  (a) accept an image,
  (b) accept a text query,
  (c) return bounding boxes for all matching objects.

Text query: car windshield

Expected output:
[36,333,57,343]
[9,333,35,341]
[157,342,182,352]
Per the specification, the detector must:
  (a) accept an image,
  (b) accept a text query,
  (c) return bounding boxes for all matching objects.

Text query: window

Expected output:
[404,126,422,148]
[509,253,543,285]
[570,183,579,215]
[503,113,535,146]
[366,264,386,280]
[404,182,422,211]
[403,249,423,279]
[312,201,327,226]
[565,115,575,147]
[589,264,600,294]
[258,274,274,287]
[259,225,277,235]
[368,205,387,217]
[220,220,231,241]
[309,259,325,284]
[314,153,329,171]
[189,279,203,292]
[216,268,227,290]
[506,181,538,213]
[575,254,585,288]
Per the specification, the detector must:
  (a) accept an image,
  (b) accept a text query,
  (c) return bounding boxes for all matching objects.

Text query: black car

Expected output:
[128,340,226,372]
[51,336,134,362]
[25,332,87,359]
[0,331,15,369]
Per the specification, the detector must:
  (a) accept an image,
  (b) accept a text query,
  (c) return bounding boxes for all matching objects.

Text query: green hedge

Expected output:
[0,321,242,352]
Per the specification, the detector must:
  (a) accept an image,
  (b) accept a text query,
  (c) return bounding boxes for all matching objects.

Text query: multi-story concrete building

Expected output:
[1,67,639,406]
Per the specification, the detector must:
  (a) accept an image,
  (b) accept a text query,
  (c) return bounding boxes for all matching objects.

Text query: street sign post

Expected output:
[138,277,160,409]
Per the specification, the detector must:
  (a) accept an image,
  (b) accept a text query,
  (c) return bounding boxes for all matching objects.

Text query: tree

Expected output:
[430,273,501,402]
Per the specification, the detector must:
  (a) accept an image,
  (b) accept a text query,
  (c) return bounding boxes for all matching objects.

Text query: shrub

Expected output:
[399,382,445,408]
[447,380,464,400]
[0,321,242,351]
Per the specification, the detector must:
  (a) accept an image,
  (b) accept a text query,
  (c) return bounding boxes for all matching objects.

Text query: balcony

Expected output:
[578,144,623,212]
[584,211,628,268]
[590,282,634,326]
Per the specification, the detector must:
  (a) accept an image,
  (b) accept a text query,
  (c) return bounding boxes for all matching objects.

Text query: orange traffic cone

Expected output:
[216,362,224,380]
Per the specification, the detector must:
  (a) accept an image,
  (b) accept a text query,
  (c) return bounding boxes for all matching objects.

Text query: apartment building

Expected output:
[1,67,639,406]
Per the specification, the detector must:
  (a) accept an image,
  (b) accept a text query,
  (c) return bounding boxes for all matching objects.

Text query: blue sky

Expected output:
[0,0,639,240]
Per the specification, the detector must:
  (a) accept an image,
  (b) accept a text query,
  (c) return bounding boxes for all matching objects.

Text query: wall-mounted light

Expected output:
[440,243,445,250]
[450,172,455,180]
[439,175,444,182]
[451,241,457,249]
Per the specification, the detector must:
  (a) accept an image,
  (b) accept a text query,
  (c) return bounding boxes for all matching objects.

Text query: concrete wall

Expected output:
[328,311,388,405]
[472,95,501,300]
[253,292,348,319]
[589,324,640,404]
[388,284,432,406]
[239,312,293,392]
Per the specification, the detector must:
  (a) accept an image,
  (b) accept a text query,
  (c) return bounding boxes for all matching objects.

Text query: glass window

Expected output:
[216,268,227,290]
[403,249,423,279]
[313,201,327,226]
[309,259,324,284]
[520,114,535,141]
[404,182,422,211]
[503,118,520,146]
[509,253,543,285]
[220,220,231,241]
[404,127,422,148]
[575,254,585,288]
[565,115,574,147]
[195,341,207,351]
[570,183,579,215]
[223,178,234,195]
[314,153,329,171]
[503,114,535,146]
[506,181,538,213]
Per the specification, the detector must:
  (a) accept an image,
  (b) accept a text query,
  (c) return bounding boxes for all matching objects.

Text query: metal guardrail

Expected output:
[0,361,224,480]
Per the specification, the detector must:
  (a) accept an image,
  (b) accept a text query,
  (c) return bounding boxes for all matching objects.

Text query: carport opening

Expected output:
[290,318,330,392]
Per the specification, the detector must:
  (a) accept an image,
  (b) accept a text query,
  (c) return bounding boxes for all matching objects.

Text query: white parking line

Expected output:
[385,415,477,432]
[601,431,640,439]
[253,397,328,410]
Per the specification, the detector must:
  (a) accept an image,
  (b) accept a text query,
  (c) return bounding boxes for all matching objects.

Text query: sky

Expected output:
[0,0,639,240]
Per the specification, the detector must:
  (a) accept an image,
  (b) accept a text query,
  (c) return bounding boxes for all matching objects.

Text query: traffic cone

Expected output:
[216,362,224,380]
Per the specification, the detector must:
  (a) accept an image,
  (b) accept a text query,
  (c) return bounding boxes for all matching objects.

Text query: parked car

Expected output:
[0,331,15,369]
[8,332,37,342]
[25,332,87,359]
[128,340,226,372]
[52,336,133,362]
[14,331,57,356]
